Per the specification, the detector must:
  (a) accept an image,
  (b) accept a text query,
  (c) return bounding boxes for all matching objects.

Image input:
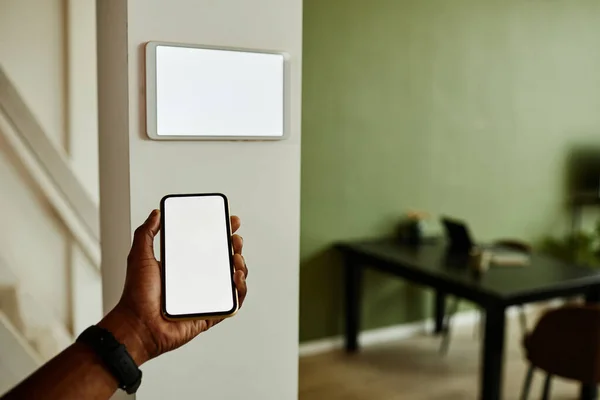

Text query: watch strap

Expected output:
[77,325,142,394]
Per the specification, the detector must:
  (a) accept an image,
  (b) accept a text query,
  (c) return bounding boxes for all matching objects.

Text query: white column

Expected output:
[97,1,302,399]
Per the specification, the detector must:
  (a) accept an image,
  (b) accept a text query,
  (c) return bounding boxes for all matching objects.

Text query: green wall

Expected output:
[300,0,600,342]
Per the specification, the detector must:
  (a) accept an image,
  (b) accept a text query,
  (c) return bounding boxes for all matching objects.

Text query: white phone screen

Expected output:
[161,194,236,317]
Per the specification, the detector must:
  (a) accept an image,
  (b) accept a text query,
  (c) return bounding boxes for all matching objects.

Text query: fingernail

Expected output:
[148,209,158,220]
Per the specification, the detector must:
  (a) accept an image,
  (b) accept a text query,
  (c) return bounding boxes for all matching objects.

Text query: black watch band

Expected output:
[77,325,143,394]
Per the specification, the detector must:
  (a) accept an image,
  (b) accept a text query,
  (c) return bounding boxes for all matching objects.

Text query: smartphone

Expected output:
[160,193,238,320]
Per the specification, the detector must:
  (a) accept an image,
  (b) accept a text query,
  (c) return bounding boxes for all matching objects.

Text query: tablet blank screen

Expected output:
[153,45,285,138]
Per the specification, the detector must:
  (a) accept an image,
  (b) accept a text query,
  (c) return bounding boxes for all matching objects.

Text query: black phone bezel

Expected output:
[159,193,238,319]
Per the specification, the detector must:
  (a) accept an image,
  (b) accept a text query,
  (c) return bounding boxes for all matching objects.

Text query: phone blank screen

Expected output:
[162,195,235,316]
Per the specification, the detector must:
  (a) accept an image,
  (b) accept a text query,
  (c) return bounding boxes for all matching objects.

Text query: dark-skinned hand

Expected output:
[98,209,248,365]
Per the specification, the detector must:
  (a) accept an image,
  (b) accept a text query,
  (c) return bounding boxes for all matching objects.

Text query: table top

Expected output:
[336,239,600,306]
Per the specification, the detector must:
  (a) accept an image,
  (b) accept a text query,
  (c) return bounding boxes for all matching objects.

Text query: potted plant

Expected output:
[541,220,600,267]
[397,210,430,246]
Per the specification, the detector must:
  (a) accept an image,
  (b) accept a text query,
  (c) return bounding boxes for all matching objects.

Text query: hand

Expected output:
[98,209,248,365]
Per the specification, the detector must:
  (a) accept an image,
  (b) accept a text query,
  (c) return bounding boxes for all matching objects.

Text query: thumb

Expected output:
[130,209,161,259]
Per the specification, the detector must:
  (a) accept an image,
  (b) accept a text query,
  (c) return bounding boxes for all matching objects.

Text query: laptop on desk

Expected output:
[441,217,475,253]
[441,217,530,265]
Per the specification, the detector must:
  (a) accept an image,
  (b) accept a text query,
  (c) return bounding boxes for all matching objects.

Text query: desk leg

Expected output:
[434,290,447,335]
[344,259,363,353]
[481,305,506,400]
[580,287,600,400]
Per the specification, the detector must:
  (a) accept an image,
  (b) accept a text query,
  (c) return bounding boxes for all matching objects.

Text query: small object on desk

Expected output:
[491,252,530,266]
[470,249,492,275]
[397,210,439,245]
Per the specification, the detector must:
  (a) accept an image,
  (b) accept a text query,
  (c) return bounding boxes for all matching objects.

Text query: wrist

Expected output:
[97,306,155,366]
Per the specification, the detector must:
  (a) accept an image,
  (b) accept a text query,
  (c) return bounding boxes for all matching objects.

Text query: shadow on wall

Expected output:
[299,246,434,343]
[299,248,344,342]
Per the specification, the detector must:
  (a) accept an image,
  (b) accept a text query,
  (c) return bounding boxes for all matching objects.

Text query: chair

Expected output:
[440,239,532,355]
[521,305,600,400]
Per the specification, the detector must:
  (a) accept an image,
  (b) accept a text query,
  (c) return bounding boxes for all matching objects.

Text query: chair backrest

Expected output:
[525,305,600,384]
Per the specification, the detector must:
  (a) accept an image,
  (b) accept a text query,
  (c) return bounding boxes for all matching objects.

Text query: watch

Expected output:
[77,325,143,394]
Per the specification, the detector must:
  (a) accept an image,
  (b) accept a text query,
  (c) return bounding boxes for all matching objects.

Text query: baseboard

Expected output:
[299,305,532,358]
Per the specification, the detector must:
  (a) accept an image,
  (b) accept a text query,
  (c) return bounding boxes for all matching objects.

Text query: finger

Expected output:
[234,270,247,308]
[230,216,241,234]
[206,318,224,329]
[232,234,243,255]
[193,318,222,332]
[129,209,161,260]
[233,253,248,279]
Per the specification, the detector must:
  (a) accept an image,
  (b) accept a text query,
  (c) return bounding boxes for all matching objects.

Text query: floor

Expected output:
[299,314,582,400]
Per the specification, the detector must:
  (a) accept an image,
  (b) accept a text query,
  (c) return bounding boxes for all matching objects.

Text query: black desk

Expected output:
[336,239,600,400]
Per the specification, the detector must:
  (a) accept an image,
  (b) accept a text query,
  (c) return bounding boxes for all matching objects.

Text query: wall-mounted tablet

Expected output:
[145,42,289,140]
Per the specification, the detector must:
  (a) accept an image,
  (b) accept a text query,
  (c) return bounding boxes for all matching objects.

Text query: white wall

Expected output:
[97,0,302,398]
[0,312,41,396]
[0,0,102,334]
[0,136,70,325]
[0,0,67,150]
[0,0,71,326]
